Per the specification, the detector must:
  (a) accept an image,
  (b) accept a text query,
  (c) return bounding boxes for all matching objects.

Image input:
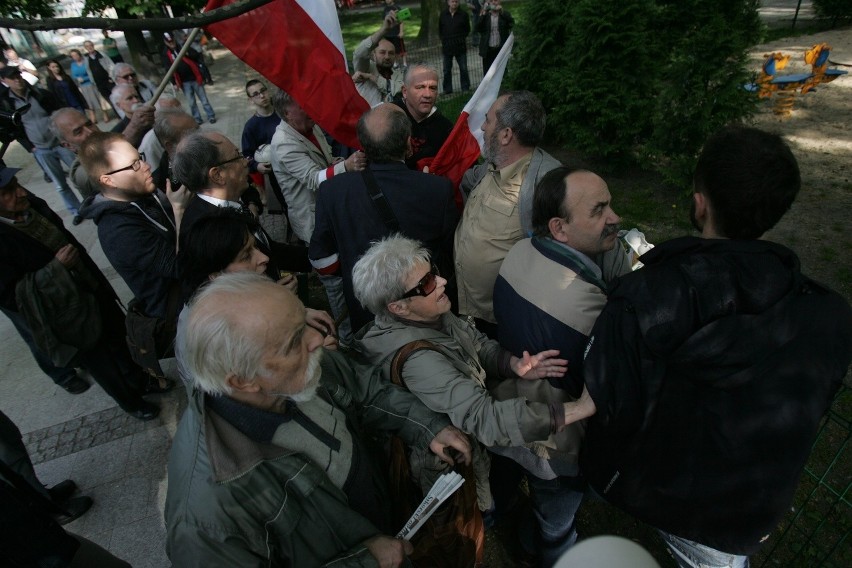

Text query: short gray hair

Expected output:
[172,131,223,192]
[352,234,431,324]
[496,90,546,147]
[109,83,134,109]
[403,62,438,86]
[154,109,195,150]
[271,88,295,120]
[48,107,86,141]
[155,96,181,110]
[111,62,133,82]
[176,272,277,396]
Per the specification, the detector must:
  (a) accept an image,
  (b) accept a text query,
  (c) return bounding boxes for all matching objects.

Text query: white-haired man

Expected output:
[165,272,471,566]
[111,62,157,103]
[109,84,155,148]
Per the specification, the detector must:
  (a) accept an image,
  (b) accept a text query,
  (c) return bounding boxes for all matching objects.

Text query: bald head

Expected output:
[50,107,101,151]
[357,103,411,162]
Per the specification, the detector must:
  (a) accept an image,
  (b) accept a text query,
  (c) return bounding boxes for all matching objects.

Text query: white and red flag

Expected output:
[205,0,368,149]
[430,33,515,210]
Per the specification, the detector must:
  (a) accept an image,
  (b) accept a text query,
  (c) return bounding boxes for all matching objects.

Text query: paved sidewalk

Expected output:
[0,2,823,565]
[0,41,281,567]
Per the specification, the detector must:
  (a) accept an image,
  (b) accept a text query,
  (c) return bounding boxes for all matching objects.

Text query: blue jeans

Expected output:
[181,81,215,123]
[659,532,750,568]
[489,452,585,567]
[442,49,470,93]
[32,145,80,214]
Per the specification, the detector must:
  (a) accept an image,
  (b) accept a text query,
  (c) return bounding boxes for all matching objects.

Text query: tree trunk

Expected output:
[415,0,442,47]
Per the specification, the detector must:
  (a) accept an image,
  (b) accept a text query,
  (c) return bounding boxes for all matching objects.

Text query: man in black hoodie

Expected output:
[568,126,852,566]
[78,131,191,322]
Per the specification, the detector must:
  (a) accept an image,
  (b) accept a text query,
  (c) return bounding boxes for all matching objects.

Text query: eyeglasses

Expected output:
[248,87,268,98]
[213,154,247,168]
[398,264,440,300]
[104,152,146,175]
[119,73,137,80]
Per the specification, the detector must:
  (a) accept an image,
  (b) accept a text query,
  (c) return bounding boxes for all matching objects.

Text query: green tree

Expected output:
[416,0,443,45]
[509,0,761,185]
[509,0,658,170]
[812,0,852,24]
[0,0,55,18]
[646,0,761,185]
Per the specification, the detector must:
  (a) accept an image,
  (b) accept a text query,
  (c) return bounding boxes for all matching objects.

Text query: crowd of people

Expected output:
[2,4,851,568]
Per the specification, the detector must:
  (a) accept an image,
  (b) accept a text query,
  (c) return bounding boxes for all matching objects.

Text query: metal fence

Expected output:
[756,386,851,567]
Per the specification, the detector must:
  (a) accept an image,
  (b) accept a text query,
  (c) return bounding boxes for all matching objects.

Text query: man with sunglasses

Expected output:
[78,132,191,326]
[111,63,158,104]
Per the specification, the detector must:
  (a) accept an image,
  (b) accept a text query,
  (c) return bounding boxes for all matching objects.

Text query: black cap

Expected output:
[0,166,21,188]
[0,66,22,79]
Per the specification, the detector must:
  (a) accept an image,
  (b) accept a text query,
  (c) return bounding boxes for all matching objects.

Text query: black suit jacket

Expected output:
[309,162,459,331]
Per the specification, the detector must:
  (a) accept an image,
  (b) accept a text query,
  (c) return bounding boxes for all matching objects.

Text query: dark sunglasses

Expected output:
[399,264,440,300]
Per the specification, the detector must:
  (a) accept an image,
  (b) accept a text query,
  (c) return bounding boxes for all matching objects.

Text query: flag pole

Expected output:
[148,27,204,107]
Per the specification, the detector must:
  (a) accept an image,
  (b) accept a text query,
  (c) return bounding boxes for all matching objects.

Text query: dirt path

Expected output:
[748,27,852,302]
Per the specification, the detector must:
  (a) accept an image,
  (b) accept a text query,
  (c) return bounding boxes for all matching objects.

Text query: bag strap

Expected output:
[362,168,400,233]
[390,339,443,390]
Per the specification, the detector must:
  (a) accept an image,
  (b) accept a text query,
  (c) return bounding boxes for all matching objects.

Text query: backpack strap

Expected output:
[389,339,443,390]
[362,168,400,233]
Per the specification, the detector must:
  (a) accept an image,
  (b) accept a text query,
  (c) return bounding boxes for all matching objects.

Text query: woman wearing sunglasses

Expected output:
[352,235,571,517]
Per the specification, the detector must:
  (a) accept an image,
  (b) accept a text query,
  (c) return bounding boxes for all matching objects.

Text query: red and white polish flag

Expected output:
[205,0,369,150]
[429,33,515,210]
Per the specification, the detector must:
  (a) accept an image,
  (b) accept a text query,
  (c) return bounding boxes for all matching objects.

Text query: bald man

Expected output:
[309,103,459,332]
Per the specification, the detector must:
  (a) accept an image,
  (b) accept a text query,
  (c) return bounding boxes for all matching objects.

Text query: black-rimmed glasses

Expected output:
[213,154,248,168]
[104,152,146,176]
[248,87,268,98]
[398,264,440,300]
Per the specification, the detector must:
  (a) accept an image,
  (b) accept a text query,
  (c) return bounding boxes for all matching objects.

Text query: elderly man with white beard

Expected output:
[165,272,472,567]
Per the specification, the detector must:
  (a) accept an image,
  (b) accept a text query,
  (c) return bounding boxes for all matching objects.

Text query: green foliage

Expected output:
[812,0,852,21]
[646,0,762,186]
[83,0,203,17]
[0,0,55,18]
[509,0,762,186]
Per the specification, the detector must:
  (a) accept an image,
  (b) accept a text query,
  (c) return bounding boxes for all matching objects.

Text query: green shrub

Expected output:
[509,0,762,186]
[812,0,852,22]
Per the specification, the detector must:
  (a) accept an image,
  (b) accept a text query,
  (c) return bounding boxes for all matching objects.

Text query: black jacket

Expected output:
[0,191,118,313]
[0,86,63,151]
[439,8,471,54]
[581,237,852,555]
[78,191,179,319]
[309,162,458,331]
[476,8,513,57]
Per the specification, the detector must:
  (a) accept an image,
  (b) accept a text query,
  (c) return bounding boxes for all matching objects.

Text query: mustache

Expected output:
[601,223,620,238]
